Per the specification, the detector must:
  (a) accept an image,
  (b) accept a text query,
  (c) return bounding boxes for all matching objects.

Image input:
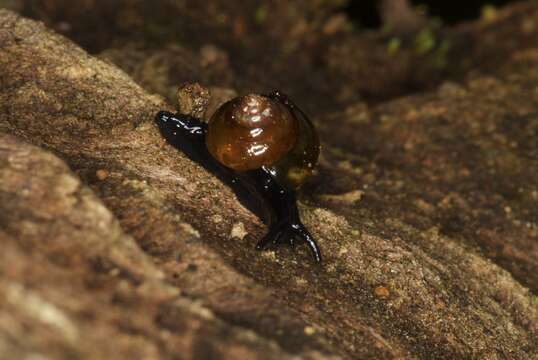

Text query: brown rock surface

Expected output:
[0,5,537,360]
[0,134,307,359]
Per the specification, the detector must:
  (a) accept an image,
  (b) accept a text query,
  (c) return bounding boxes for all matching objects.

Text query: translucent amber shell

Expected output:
[206,94,299,171]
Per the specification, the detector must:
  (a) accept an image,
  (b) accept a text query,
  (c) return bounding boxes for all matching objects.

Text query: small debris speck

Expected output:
[211,214,223,223]
[179,223,200,238]
[230,222,248,240]
[320,190,364,204]
[304,326,316,335]
[96,169,108,180]
[374,286,390,299]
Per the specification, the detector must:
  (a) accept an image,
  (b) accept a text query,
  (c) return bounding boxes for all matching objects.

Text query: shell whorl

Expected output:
[206,94,298,171]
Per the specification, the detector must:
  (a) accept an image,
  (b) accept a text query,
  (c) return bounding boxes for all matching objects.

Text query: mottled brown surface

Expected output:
[0,3,537,360]
[0,134,301,360]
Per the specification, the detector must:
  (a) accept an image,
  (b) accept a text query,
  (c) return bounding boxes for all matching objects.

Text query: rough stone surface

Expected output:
[0,4,537,360]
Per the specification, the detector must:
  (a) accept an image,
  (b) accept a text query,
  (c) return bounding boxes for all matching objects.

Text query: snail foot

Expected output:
[256,220,321,263]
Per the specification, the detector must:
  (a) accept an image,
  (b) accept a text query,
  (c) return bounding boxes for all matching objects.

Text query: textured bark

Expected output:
[0,7,537,360]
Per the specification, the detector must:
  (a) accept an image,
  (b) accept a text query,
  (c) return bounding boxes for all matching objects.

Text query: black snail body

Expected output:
[156,91,322,262]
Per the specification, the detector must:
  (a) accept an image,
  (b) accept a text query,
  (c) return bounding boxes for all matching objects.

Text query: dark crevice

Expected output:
[343,0,523,29]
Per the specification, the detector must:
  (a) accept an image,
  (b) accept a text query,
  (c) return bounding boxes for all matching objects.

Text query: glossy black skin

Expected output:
[155,91,322,262]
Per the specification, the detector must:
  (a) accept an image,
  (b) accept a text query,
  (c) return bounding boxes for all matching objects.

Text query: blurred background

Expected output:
[1,0,529,113]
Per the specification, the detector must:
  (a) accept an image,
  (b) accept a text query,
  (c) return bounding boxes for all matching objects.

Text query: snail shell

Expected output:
[206,93,319,190]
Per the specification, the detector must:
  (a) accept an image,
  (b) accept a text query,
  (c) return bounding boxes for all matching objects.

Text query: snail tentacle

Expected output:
[156,111,207,139]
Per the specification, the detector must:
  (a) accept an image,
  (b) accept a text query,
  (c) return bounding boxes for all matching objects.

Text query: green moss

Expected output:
[481,5,499,22]
[381,24,394,35]
[387,38,401,56]
[254,5,268,24]
[414,28,436,55]
[412,24,451,69]
[430,39,451,69]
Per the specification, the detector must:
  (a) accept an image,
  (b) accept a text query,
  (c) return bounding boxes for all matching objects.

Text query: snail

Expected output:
[155,90,322,262]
